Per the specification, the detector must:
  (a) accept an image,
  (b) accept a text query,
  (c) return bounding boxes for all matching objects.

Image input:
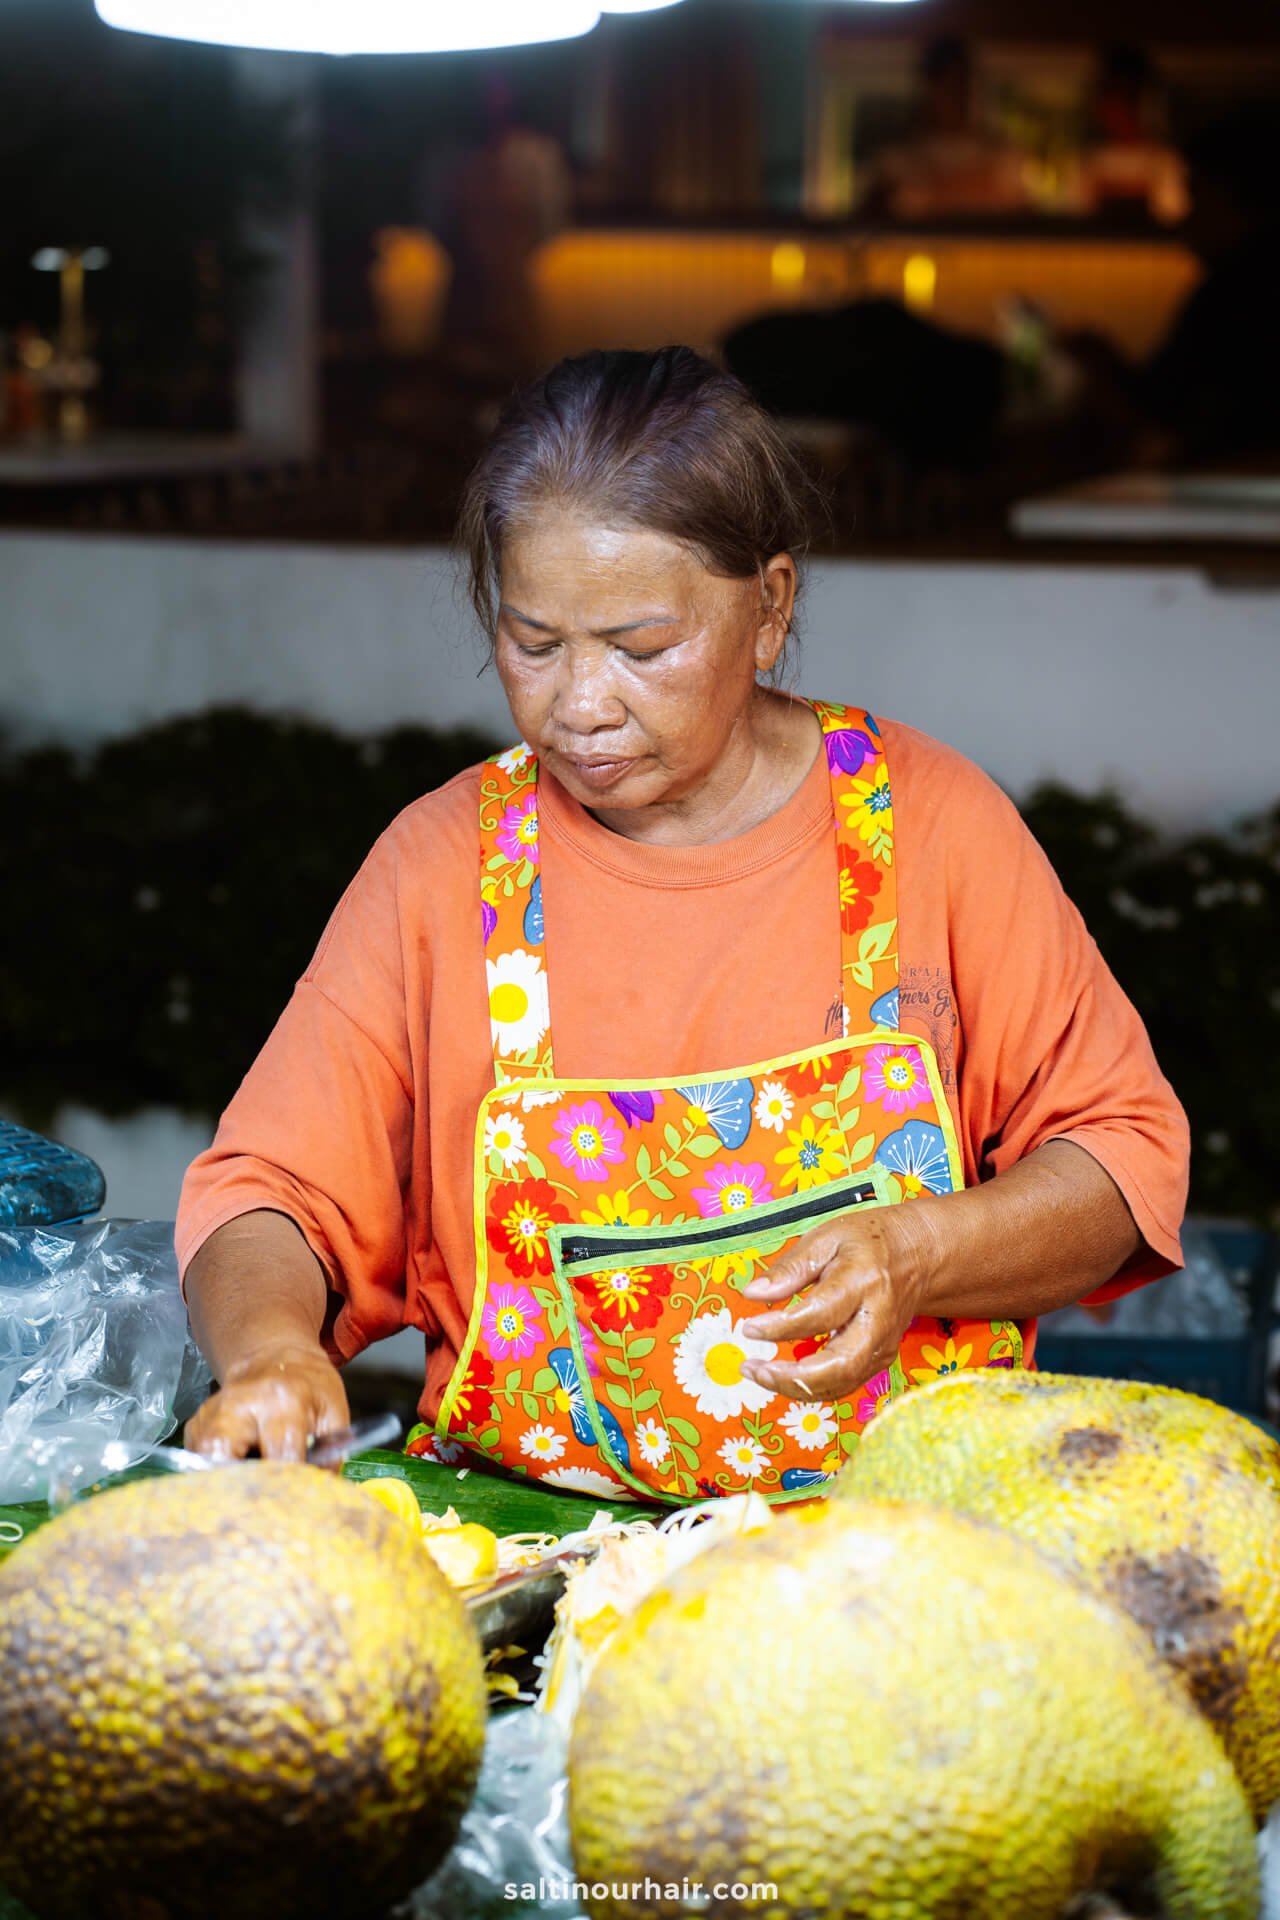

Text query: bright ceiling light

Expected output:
[93,0,602,54]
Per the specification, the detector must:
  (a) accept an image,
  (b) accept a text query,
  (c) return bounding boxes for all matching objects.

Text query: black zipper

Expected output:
[558,1178,879,1269]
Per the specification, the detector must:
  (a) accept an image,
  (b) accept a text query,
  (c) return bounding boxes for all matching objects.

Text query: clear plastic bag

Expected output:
[0,1218,212,1506]
[400,1709,580,1920]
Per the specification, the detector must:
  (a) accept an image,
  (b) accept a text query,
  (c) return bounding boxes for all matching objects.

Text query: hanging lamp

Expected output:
[93,0,605,55]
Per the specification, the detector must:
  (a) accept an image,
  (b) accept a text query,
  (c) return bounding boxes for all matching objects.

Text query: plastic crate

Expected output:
[1036,1222,1278,1418]
[0,1122,106,1229]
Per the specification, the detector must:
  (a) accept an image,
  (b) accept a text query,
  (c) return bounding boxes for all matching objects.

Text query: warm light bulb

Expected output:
[902,253,937,312]
[94,0,602,54]
[771,243,806,289]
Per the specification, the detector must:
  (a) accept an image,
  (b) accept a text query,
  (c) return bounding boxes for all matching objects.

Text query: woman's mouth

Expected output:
[556,753,636,789]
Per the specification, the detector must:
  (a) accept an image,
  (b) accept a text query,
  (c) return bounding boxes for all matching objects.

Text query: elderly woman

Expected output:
[178,347,1187,1501]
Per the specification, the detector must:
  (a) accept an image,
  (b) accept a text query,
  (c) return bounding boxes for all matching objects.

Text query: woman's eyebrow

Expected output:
[499,604,678,638]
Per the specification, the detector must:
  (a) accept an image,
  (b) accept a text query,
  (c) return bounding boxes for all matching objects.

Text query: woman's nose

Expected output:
[552,649,626,732]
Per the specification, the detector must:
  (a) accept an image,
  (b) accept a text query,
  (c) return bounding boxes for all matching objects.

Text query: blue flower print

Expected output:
[869,987,900,1030]
[875,1120,953,1197]
[676,1079,754,1149]
[548,1346,631,1469]
[523,873,544,945]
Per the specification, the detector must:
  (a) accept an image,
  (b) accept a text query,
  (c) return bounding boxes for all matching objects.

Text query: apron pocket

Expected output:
[549,1167,894,1503]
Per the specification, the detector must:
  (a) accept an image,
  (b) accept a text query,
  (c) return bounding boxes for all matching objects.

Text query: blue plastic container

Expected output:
[0,1122,106,1228]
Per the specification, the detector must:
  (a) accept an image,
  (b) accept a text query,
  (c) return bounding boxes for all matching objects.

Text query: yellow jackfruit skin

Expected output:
[0,1464,488,1920]
[569,1500,1258,1920]
[838,1369,1280,1819]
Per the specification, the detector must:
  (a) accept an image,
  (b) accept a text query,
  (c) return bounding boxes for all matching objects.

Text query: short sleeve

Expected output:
[174,829,423,1362]
[920,739,1189,1299]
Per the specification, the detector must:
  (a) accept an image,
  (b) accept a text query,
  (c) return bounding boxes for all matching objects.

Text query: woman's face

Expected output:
[493,511,796,835]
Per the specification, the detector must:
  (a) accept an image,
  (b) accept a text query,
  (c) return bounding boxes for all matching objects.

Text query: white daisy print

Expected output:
[496,742,534,775]
[542,1465,634,1499]
[672,1307,776,1421]
[718,1434,767,1479]
[484,1111,528,1169]
[753,1079,794,1133]
[635,1419,671,1467]
[779,1402,838,1452]
[487,948,550,1055]
[519,1424,567,1463]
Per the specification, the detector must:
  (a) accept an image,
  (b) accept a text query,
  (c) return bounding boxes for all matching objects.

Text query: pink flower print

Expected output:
[550,1100,626,1179]
[691,1160,774,1218]
[481,898,498,943]
[578,1318,602,1378]
[496,792,540,864]
[863,1042,932,1114]
[481,1282,546,1362]
[856,1368,894,1425]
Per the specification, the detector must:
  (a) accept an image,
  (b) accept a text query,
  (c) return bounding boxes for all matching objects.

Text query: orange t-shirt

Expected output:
[175,716,1189,1423]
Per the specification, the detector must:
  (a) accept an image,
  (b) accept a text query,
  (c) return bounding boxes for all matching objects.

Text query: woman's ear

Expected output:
[754,552,799,673]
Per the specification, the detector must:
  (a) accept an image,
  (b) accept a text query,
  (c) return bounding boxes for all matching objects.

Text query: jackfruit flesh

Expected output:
[839,1369,1280,1818]
[569,1499,1258,1920]
[0,1463,488,1920]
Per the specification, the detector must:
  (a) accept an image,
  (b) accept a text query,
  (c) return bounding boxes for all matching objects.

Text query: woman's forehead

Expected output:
[499,514,727,613]
[502,512,690,575]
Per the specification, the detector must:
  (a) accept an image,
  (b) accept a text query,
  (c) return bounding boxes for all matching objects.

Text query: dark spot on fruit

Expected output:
[1056,1427,1123,1469]
[1104,1548,1248,1727]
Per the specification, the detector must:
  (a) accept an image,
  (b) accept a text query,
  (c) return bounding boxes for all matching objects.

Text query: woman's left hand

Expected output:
[738,1204,937,1402]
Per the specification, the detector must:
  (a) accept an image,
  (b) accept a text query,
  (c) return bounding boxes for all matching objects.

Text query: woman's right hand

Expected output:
[184,1343,351,1462]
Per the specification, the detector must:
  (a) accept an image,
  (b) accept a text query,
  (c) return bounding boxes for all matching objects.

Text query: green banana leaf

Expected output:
[0,1448,649,1565]
[343,1449,649,1533]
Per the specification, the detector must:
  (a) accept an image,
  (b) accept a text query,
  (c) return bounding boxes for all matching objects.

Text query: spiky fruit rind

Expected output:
[839,1370,1280,1817]
[569,1499,1258,1920]
[0,1463,488,1920]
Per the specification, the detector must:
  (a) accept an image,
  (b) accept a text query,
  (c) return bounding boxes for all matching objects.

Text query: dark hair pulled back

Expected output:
[456,346,823,650]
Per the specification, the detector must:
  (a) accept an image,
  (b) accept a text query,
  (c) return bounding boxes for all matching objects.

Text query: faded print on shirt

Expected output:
[899,964,958,1093]
[823,963,958,1095]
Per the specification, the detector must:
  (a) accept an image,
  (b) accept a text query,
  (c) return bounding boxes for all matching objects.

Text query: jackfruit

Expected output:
[539,1494,774,1729]
[421,1520,500,1587]
[569,1499,1258,1920]
[838,1370,1280,1817]
[0,1463,488,1920]
[358,1471,424,1530]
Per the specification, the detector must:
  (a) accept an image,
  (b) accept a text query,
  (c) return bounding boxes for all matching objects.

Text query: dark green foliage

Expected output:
[1022,784,1280,1225]
[0,709,498,1124]
[1,716,1276,1221]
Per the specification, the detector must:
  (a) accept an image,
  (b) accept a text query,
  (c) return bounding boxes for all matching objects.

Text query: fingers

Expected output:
[255,1403,313,1463]
[744,1312,896,1403]
[183,1357,349,1464]
[184,1394,265,1461]
[747,1273,853,1345]
[740,1230,840,1304]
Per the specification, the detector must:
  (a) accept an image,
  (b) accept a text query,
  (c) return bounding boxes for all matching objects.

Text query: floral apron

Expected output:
[430,702,1024,1504]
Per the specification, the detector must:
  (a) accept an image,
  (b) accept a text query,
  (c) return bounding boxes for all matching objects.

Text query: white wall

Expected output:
[3,531,1274,1333]
[3,530,1276,829]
